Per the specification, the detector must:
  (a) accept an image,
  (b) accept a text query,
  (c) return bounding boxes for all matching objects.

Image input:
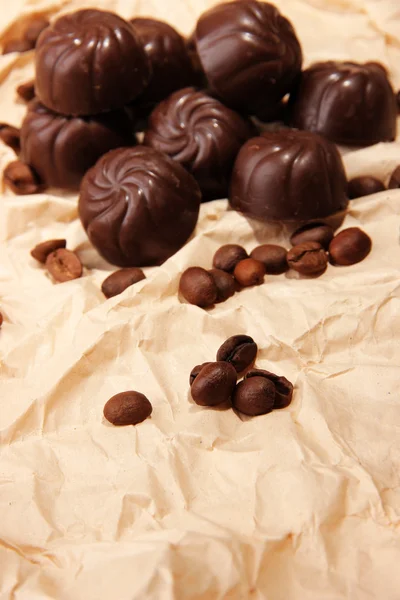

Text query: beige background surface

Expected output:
[0,1,400,599]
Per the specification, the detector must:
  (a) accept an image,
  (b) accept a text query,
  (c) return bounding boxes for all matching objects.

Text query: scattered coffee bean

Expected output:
[189,362,212,386]
[30,239,67,263]
[102,267,146,298]
[3,160,43,195]
[329,227,372,266]
[2,39,34,55]
[233,258,265,286]
[388,165,400,189]
[45,249,83,283]
[191,361,237,407]
[16,80,35,102]
[179,267,217,307]
[216,334,257,373]
[348,176,385,199]
[208,268,235,302]
[233,376,275,416]
[250,244,288,274]
[24,17,49,46]
[290,222,334,250]
[0,124,20,154]
[246,369,293,409]
[212,244,248,273]
[0,312,3,327]
[287,241,327,276]
[103,391,152,426]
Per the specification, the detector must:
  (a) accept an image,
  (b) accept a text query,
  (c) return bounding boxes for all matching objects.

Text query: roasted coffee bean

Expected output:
[24,17,49,46]
[2,39,34,54]
[191,361,237,406]
[0,312,3,327]
[290,222,334,250]
[208,268,235,302]
[233,376,275,416]
[45,249,83,282]
[348,176,385,199]
[233,258,265,286]
[179,266,217,307]
[16,80,35,102]
[329,227,372,266]
[388,165,400,189]
[287,241,327,276]
[3,160,43,195]
[0,124,20,154]
[212,244,248,273]
[102,267,146,298]
[216,334,257,373]
[104,391,152,426]
[250,244,288,274]
[31,239,67,263]
[246,369,293,409]
[189,362,213,386]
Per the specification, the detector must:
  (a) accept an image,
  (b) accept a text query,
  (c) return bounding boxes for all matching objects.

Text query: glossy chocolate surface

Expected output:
[144,87,254,200]
[290,61,397,146]
[195,0,302,115]
[20,100,134,190]
[230,130,348,222]
[35,9,150,116]
[79,146,201,267]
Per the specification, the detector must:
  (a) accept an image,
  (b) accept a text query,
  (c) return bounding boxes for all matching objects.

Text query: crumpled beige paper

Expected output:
[0,1,400,598]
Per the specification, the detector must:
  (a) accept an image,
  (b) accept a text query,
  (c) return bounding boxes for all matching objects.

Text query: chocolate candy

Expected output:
[144,87,254,201]
[233,376,275,416]
[208,269,236,302]
[290,223,334,250]
[179,267,217,307]
[348,176,385,199]
[195,0,302,116]
[191,361,237,407]
[20,100,134,190]
[230,130,348,222]
[212,244,248,273]
[287,242,327,276]
[35,10,150,116]
[216,335,257,373]
[79,147,201,267]
[389,166,400,189]
[233,258,265,287]
[104,391,152,426]
[329,228,371,266]
[246,369,293,409]
[249,245,288,274]
[3,160,43,195]
[31,239,67,263]
[290,61,397,146]
[101,268,146,298]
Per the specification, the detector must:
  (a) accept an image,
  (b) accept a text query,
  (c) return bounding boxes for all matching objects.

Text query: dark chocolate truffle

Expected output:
[20,100,134,190]
[35,9,150,116]
[290,61,397,146]
[229,130,348,222]
[144,87,254,200]
[79,146,201,267]
[195,0,302,115]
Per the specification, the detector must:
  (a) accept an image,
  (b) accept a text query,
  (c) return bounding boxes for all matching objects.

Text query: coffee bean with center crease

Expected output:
[16,80,35,102]
[104,391,152,426]
[2,39,34,54]
[246,369,293,409]
[189,362,213,386]
[250,244,288,274]
[179,267,217,307]
[233,376,276,416]
[347,176,385,199]
[208,268,235,302]
[234,258,265,286]
[45,249,83,282]
[3,160,43,195]
[0,124,20,154]
[212,244,248,273]
[216,334,257,373]
[191,361,237,406]
[329,227,371,266]
[31,239,67,263]
[290,222,334,250]
[102,267,146,298]
[388,165,400,189]
[287,241,327,276]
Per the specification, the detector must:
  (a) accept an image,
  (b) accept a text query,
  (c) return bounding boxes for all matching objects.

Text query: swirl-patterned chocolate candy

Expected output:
[35,9,150,116]
[229,130,348,222]
[143,87,254,201]
[195,0,302,116]
[290,61,397,146]
[79,147,201,267]
[20,100,134,190]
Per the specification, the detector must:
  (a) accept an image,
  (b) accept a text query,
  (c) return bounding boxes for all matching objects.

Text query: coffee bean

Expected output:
[45,249,83,282]
[104,391,152,426]
[208,268,235,302]
[234,258,265,286]
[290,222,334,250]
[2,39,34,54]
[396,90,400,112]
[179,267,217,307]
[191,361,237,407]
[329,227,372,266]
[232,377,275,416]
[30,239,67,264]
[24,17,49,46]
[287,241,327,276]
[189,362,213,386]
[216,334,257,373]
[246,369,293,409]
[212,244,248,273]
[0,124,20,154]
[348,176,385,199]
[102,267,145,298]
[0,312,3,327]
[250,244,288,274]
[388,165,400,189]
[16,80,35,102]
[3,160,43,195]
